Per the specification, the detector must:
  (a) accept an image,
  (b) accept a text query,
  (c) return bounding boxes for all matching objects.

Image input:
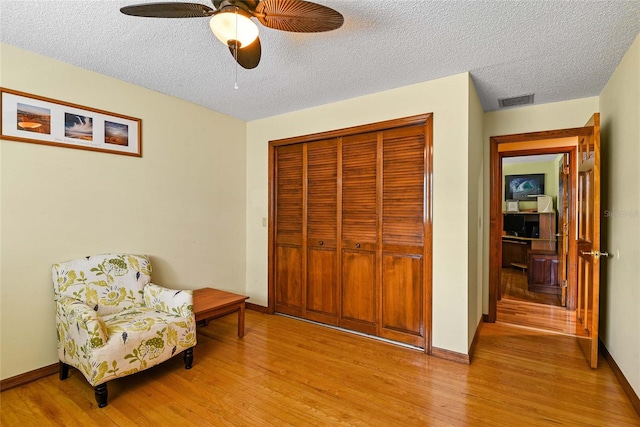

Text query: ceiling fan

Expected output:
[120,0,344,69]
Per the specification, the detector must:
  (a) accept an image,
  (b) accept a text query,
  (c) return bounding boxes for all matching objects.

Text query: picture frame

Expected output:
[1,88,141,157]
[504,173,545,201]
[506,200,520,212]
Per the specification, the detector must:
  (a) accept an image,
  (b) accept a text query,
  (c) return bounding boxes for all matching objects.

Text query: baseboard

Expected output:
[0,363,58,392]
[468,317,484,363]
[431,317,483,365]
[431,347,470,364]
[600,340,640,416]
[246,302,269,313]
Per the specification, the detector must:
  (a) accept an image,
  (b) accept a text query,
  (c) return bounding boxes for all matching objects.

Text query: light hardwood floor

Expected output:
[497,298,589,338]
[501,267,562,307]
[2,311,638,426]
[499,267,589,337]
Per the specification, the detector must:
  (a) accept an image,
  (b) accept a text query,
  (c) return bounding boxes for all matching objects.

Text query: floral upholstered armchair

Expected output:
[52,253,196,407]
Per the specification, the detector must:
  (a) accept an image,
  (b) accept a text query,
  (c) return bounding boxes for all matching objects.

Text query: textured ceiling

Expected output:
[1,1,639,121]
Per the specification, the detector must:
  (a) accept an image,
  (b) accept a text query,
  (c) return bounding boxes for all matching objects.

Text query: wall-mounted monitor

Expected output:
[505,173,545,201]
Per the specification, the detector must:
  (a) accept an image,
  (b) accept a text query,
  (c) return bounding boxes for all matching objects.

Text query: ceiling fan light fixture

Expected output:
[209,7,259,49]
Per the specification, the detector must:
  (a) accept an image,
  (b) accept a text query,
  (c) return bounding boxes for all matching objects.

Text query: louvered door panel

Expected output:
[307,140,338,243]
[382,125,425,247]
[342,133,378,243]
[380,125,426,348]
[275,144,304,316]
[276,145,304,243]
[306,140,338,324]
[340,133,378,331]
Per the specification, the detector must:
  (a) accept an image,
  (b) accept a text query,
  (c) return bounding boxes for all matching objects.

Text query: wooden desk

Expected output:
[193,288,249,338]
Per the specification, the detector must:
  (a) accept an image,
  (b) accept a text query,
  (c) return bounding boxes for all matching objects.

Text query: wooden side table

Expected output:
[192,288,249,338]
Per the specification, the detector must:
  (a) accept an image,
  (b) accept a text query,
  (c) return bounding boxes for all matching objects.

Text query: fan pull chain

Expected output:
[234,50,238,90]
[234,61,238,89]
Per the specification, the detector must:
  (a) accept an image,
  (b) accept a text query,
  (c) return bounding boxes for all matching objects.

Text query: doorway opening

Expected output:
[498,151,588,337]
[489,133,582,337]
[489,115,602,367]
[501,154,565,308]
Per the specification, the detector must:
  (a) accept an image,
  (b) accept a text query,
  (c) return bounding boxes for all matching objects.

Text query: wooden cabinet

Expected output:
[502,212,557,264]
[528,251,560,295]
[530,213,557,251]
[272,116,431,349]
[502,212,560,295]
[503,212,556,250]
[502,239,528,268]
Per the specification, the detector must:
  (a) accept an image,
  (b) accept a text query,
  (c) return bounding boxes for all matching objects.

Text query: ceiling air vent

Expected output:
[498,94,534,108]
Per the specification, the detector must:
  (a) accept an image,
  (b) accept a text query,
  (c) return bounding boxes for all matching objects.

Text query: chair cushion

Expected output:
[81,307,196,385]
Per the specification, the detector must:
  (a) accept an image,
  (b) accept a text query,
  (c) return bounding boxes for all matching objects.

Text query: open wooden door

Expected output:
[557,154,570,308]
[576,113,606,369]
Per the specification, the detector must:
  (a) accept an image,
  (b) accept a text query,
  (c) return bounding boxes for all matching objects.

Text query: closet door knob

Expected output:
[355,243,361,248]
[319,240,324,246]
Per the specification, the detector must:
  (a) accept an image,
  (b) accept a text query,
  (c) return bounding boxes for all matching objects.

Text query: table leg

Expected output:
[238,302,245,338]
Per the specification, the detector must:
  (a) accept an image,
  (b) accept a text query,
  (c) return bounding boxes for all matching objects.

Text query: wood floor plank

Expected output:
[497,298,589,337]
[499,267,588,337]
[1,311,637,426]
[501,267,562,306]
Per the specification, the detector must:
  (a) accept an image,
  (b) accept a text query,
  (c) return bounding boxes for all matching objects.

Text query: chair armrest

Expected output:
[143,283,193,317]
[57,297,107,348]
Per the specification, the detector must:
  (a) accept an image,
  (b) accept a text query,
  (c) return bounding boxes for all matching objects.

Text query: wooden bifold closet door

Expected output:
[306,139,339,325]
[340,132,378,335]
[274,144,304,317]
[271,115,432,350]
[379,126,426,347]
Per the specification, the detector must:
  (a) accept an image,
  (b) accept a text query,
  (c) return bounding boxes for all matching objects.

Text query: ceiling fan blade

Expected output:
[120,3,215,18]
[228,37,262,69]
[255,0,343,33]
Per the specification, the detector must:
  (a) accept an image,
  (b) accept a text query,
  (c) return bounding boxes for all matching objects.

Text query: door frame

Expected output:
[267,114,433,352]
[488,128,590,322]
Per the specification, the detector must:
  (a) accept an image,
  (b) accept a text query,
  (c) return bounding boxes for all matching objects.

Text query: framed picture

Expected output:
[1,88,141,157]
[506,200,520,212]
[504,173,545,201]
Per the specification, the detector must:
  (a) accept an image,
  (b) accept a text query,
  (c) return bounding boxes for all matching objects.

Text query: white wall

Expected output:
[247,73,473,354]
[468,76,484,347]
[482,97,599,314]
[599,33,640,397]
[0,45,248,379]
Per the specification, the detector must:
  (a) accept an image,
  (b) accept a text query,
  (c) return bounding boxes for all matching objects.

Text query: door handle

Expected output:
[580,250,609,260]
[318,240,324,246]
[355,243,361,249]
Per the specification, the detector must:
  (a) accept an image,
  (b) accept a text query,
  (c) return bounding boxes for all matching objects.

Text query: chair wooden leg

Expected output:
[184,347,193,369]
[94,383,108,408]
[59,361,69,380]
